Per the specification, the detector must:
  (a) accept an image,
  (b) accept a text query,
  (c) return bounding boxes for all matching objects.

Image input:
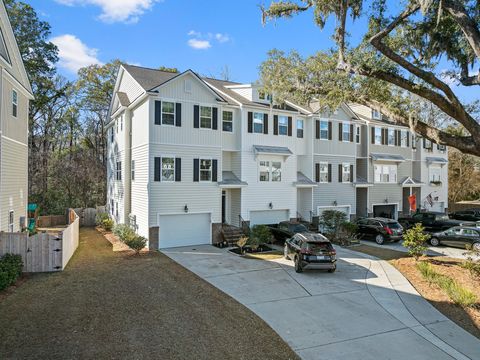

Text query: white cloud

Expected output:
[55,0,159,23]
[187,30,201,37]
[51,34,102,73]
[215,33,230,43]
[187,39,211,50]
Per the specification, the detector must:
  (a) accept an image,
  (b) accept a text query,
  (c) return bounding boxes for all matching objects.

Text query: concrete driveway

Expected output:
[164,246,480,360]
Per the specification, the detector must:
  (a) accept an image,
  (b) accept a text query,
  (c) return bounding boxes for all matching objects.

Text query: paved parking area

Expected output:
[164,245,480,360]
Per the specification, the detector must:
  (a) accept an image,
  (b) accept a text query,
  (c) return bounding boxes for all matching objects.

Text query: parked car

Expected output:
[449,208,480,222]
[268,221,310,242]
[355,217,403,245]
[284,233,337,273]
[398,212,475,233]
[429,226,480,250]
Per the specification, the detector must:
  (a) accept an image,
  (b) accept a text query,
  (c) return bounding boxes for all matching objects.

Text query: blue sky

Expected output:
[25,0,476,103]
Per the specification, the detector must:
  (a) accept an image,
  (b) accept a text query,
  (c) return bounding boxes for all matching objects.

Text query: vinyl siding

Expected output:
[369,184,402,212]
[221,107,240,150]
[1,77,28,144]
[230,189,241,227]
[297,188,312,221]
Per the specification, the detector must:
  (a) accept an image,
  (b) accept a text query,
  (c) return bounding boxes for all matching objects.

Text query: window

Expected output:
[120,116,123,131]
[200,106,212,129]
[412,134,417,149]
[297,119,304,138]
[116,119,119,133]
[400,130,408,147]
[200,159,212,181]
[374,164,397,183]
[320,120,329,140]
[342,122,350,142]
[278,116,288,136]
[258,91,272,101]
[110,127,114,143]
[424,138,432,150]
[374,127,382,145]
[429,166,441,183]
[222,111,233,132]
[12,90,17,117]
[131,160,135,181]
[253,112,264,133]
[388,128,395,146]
[259,161,270,182]
[356,126,360,143]
[259,160,282,182]
[8,211,13,232]
[438,144,446,152]
[372,109,381,119]
[115,161,122,181]
[115,202,118,218]
[342,163,351,182]
[110,199,114,216]
[319,162,328,183]
[162,157,175,182]
[161,101,175,126]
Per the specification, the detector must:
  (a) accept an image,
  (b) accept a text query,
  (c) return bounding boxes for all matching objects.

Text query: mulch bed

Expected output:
[0,228,299,360]
[352,245,480,339]
[229,244,274,255]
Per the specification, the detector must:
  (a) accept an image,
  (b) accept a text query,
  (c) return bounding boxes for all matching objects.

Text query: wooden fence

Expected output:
[0,209,80,272]
[37,214,67,228]
[73,206,105,227]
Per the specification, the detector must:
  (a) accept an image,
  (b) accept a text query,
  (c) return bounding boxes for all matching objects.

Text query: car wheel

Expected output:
[284,245,289,260]
[473,242,480,251]
[294,256,303,273]
[375,234,385,245]
[430,237,440,247]
[328,266,336,273]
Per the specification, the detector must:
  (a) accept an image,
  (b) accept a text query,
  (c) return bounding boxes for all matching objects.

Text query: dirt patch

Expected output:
[352,244,480,339]
[0,228,299,360]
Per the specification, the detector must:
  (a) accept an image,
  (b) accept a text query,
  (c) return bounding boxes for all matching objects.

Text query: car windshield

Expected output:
[291,224,308,232]
[302,241,332,253]
[435,214,449,221]
[386,222,402,229]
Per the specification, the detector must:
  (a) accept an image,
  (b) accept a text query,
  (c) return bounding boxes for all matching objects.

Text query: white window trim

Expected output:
[258,159,282,182]
[342,162,351,183]
[278,115,288,136]
[296,119,304,138]
[259,160,270,182]
[372,109,381,120]
[429,165,442,183]
[200,106,213,129]
[319,162,329,183]
[400,130,408,147]
[320,120,329,140]
[387,128,395,146]
[222,110,233,133]
[161,156,176,183]
[374,163,398,184]
[342,122,351,142]
[271,160,282,182]
[253,112,264,134]
[199,158,213,182]
[115,161,122,181]
[161,101,176,127]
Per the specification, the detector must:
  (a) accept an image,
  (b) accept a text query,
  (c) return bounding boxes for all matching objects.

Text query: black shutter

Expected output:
[371,126,375,144]
[212,107,218,130]
[155,101,161,125]
[175,158,181,182]
[288,117,292,136]
[350,124,354,142]
[273,115,278,135]
[248,112,253,133]
[194,105,199,128]
[328,121,332,140]
[263,114,268,134]
[328,164,332,182]
[407,132,410,147]
[175,103,182,127]
[316,120,320,139]
[315,163,320,182]
[423,138,426,148]
[193,159,199,182]
[339,123,343,141]
[382,128,386,145]
[350,164,354,182]
[154,157,161,182]
[212,159,218,182]
[338,164,343,183]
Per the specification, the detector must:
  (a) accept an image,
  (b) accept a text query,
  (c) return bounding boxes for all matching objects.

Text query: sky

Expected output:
[24,0,477,103]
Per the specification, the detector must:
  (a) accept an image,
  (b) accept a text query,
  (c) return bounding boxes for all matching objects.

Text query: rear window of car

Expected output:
[302,241,332,252]
[435,214,449,221]
[291,224,308,232]
[386,222,402,229]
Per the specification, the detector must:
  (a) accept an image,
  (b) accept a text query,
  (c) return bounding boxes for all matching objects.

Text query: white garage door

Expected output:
[158,213,211,249]
[250,210,289,226]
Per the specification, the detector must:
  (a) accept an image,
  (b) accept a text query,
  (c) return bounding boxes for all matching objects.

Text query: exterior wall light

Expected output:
[333,200,337,206]
[184,204,189,213]
[268,202,273,209]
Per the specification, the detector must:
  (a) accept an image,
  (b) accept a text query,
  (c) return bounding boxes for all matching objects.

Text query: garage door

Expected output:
[373,204,397,219]
[158,213,211,249]
[250,210,289,226]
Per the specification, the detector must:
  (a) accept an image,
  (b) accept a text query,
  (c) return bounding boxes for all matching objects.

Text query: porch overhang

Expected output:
[371,153,405,162]
[218,171,248,188]
[294,172,317,188]
[353,177,373,187]
[426,157,448,166]
[400,176,423,187]
[253,145,292,159]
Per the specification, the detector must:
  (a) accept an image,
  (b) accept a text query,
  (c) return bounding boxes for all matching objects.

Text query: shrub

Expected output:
[101,218,114,231]
[124,235,147,255]
[0,254,23,291]
[319,210,347,238]
[113,224,136,242]
[236,236,249,254]
[462,244,480,279]
[96,212,110,226]
[249,225,272,250]
[403,223,430,261]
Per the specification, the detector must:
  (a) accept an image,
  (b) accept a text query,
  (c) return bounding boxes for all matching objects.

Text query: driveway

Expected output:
[164,245,480,360]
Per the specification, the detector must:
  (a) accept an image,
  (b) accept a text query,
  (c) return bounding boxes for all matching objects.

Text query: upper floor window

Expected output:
[342,163,351,182]
[278,116,288,136]
[429,166,441,183]
[272,161,281,181]
[400,130,408,147]
[115,161,122,181]
[110,127,114,143]
[372,109,381,120]
[162,157,175,182]
[374,127,382,145]
[412,134,417,149]
[297,119,304,138]
[131,160,135,181]
[388,128,395,146]
[222,111,233,132]
[437,144,446,152]
[253,112,264,133]
[162,101,175,126]
[374,164,397,183]
[259,160,282,182]
[120,116,123,131]
[12,90,17,117]
[258,91,272,102]
[356,126,360,143]
[259,161,270,181]
[200,106,212,129]
[200,159,212,181]
[8,210,13,232]
[116,119,119,133]
[319,162,329,183]
[342,122,350,142]
[424,138,433,151]
[320,120,329,140]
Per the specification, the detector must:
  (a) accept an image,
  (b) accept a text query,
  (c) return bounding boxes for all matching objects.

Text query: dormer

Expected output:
[225,84,273,104]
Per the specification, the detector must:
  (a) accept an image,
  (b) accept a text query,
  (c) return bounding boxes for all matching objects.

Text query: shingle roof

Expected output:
[116,92,131,107]
[218,171,247,186]
[294,172,317,187]
[123,64,179,91]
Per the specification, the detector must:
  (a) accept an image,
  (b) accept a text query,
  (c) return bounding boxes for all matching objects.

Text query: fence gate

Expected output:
[83,208,97,227]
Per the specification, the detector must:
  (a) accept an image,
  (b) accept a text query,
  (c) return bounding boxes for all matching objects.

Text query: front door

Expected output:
[222,191,226,224]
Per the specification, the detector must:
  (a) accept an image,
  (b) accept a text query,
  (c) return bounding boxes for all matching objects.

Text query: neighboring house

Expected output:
[107,65,448,249]
[0,3,33,232]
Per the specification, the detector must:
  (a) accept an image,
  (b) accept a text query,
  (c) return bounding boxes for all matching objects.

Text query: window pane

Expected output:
[374,165,381,182]
[342,123,350,141]
[388,129,395,145]
[375,128,382,144]
[253,113,264,133]
[223,121,233,132]
[162,113,174,125]
[296,119,303,130]
[278,116,288,135]
[342,163,350,182]
[162,158,175,181]
[259,161,269,181]
[200,159,212,181]
[222,111,232,121]
[200,106,211,117]
[272,161,281,182]
[320,121,329,139]
[163,101,174,113]
[320,163,328,183]
[201,117,212,128]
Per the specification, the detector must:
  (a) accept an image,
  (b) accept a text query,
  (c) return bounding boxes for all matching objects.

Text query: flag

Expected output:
[426,193,433,207]
[408,194,416,212]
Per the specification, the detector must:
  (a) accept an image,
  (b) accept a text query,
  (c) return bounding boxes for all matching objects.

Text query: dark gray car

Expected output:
[429,226,480,250]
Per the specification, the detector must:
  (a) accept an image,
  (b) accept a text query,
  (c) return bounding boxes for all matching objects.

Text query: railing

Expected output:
[238,215,249,235]
[296,212,303,222]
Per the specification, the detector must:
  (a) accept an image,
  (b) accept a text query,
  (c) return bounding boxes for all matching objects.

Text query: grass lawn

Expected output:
[0,228,299,360]
[352,244,480,339]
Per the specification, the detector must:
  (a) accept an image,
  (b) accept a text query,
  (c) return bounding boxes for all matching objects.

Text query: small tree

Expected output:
[320,210,347,240]
[101,218,114,231]
[236,236,249,255]
[124,236,147,255]
[403,223,430,261]
[249,225,272,250]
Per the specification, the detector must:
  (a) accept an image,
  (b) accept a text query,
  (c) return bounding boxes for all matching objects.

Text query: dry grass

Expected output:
[0,228,299,360]
[244,251,284,260]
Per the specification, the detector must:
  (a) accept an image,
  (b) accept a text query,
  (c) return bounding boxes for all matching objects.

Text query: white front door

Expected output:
[158,213,211,249]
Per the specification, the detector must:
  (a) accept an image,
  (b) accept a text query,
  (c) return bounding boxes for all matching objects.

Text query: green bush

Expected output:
[403,223,430,260]
[320,210,347,238]
[124,236,147,255]
[0,254,23,291]
[249,225,272,250]
[101,218,114,231]
[96,212,110,226]
[236,236,249,254]
[462,244,480,279]
[113,224,136,242]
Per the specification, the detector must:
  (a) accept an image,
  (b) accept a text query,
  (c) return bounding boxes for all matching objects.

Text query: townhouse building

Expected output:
[107,65,448,249]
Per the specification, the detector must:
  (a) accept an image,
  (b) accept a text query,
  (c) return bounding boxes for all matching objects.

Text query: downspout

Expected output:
[124,109,132,224]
